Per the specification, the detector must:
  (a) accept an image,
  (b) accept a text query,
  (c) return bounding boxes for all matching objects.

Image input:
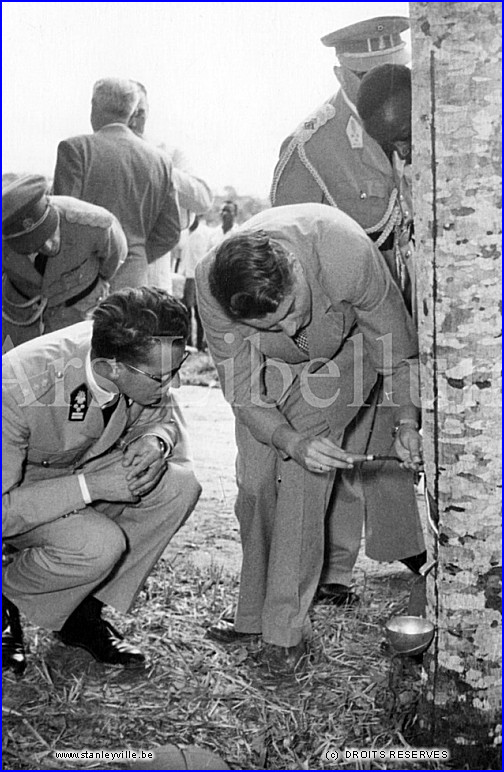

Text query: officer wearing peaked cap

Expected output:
[271,16,411,232]
[268,17,425,611]
[2,174,127,348]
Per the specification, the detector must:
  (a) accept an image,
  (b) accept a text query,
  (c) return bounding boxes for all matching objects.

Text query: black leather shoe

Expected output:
[400,550,427,575]
[314,583,360,607]
[57,617,145,669]
[2,595,27,677]
[257,641,308,677]
[206,619,261,645]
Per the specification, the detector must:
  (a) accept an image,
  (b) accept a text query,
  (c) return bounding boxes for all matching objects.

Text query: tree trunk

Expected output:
[410,2,501,766]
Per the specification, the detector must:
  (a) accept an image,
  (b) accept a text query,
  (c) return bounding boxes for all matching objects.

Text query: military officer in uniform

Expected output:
[2,287,201,675]
[270,16,411,262]
[269,17,424,609]
[2,174,127,348]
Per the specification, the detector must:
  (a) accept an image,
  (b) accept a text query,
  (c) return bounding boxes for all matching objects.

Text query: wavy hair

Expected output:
[91,287,190,363]
[208,230,293,320]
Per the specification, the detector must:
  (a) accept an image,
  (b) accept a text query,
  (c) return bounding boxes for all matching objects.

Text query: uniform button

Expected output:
[405,250,412,258]
[42,460,50,467]
[404,210,410,218]
[360,191,367,200]
[55,371,63,379]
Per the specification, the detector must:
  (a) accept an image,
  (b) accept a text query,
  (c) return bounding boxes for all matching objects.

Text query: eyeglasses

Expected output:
[124,351,190,385]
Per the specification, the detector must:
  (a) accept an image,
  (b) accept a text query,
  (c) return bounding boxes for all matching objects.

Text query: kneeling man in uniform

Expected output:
[2,287,201,674]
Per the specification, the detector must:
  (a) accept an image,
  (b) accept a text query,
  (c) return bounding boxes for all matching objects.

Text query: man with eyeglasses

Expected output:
[2,287,201,676]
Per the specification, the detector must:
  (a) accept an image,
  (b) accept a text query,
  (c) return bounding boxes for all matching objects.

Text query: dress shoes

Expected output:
[256,640,308,677]
[2,595,27,677]
[314,583,360,607]
[206,619,261,645]
[57,616,146,669]
[57,597,145,669]
[399,550,427,575]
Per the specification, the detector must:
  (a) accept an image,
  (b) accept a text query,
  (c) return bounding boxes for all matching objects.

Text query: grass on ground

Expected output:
[2,558,456,771]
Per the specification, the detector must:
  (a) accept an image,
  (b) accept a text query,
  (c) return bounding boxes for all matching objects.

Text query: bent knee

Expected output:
[148,465,202,509]
[70,513,126,575]
[181,468,202,508]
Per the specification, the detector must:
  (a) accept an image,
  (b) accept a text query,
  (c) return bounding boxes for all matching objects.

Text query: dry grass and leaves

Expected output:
[2,560,455,771]
[3,372,458,770]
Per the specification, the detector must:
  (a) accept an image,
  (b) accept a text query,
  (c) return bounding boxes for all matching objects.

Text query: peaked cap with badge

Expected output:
[2,174,59,254]
[321,16,410,72]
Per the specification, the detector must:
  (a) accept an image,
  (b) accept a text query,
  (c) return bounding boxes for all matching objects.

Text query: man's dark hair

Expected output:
[221,200,238,216]
[91,287,190,363]
[356,64,411,156]
[208,231,293,320]
[356,64,411,122]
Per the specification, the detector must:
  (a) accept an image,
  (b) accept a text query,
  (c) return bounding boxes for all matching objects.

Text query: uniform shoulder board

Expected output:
[3,357,58,405]
[57,198,113,229]
[68,384,90,421]
[291,101,337,144]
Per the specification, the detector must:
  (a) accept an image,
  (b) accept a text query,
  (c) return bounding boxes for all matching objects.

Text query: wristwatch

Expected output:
[156,437,169,458]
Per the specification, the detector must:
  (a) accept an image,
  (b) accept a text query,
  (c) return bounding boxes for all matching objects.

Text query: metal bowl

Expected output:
[385,615,435,655]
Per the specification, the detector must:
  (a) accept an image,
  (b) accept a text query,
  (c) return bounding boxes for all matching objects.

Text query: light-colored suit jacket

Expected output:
[2,321,192,537]
[196,204,418,448]
[53,123,180,289]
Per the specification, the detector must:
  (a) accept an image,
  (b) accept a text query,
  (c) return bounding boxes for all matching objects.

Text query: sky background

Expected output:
[3,2,410,198]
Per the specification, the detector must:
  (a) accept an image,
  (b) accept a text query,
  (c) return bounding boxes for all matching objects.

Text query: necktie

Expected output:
[101,396,120,428]
[34,253,49,275]
[292,328,309,354]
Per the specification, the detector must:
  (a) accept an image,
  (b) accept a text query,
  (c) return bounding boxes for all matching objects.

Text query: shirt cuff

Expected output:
[77,473,92,505]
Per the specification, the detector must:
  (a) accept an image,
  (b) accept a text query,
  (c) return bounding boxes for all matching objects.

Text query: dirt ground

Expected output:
[163,384,241,574]
[164,384,407,585]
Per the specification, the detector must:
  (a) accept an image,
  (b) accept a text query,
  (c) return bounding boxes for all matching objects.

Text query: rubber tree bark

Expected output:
[410,2,501,766]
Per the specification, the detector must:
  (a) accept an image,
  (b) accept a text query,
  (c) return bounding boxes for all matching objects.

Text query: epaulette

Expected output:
[290,101,336,145]
[55,198,113,230]
[271,99,337,206]
[3,353,63,405]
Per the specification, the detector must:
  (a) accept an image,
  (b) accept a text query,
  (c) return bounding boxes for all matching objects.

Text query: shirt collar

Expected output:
[85,351,117,407]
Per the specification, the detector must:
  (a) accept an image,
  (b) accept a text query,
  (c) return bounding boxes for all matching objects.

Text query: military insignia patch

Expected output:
[346,115,363,149]
[69,384,89,421]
